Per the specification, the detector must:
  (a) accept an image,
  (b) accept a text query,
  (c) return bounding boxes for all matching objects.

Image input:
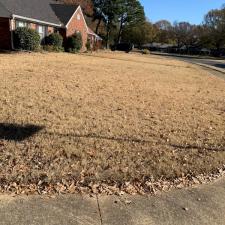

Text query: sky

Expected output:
[140,0,225,25]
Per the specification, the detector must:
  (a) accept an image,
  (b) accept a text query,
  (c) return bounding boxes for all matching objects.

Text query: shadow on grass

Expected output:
[0,123,44,141]
[50,132,225,152]
[48,132,152,144]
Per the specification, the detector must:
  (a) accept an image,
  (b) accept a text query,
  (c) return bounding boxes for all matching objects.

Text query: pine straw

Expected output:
[0,51,225,195]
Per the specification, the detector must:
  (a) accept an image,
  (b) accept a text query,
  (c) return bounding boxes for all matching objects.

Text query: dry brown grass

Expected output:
[0,51,225,194]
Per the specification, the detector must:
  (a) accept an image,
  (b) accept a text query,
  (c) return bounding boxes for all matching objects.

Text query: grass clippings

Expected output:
[0,51,225,195]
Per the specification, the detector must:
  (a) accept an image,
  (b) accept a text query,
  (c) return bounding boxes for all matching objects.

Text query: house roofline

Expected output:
[87,27,103,40]
[87,31,103,40]
[65,5,88,31]
[12,14,62,27]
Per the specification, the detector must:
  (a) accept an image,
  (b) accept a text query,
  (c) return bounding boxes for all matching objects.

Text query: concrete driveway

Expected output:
[0,178,225,225]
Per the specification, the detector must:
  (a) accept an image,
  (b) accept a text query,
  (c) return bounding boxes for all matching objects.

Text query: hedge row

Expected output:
[13,27,83,52]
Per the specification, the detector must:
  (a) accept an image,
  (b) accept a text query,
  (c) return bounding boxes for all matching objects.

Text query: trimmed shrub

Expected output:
[66,32,83,53]
[45,33,63,48]
[142,49,150,55]
[13,27,40,51]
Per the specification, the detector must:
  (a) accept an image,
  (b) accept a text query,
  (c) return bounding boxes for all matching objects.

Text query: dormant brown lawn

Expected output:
[0,51,225,194]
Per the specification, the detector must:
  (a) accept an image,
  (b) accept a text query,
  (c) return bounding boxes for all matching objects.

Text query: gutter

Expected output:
[12,14,62,27]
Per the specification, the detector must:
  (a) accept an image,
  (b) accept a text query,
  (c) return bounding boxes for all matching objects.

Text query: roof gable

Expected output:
[65,6,88,31]
[50,4,79,26]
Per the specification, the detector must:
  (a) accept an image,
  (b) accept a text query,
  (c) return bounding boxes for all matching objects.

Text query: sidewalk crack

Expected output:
[96,194,103,225]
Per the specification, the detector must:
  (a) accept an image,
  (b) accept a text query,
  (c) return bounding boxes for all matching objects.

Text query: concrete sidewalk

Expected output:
[0,178,225,225]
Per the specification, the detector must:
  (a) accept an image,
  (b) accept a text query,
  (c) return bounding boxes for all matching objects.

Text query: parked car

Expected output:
[111,43,134,53]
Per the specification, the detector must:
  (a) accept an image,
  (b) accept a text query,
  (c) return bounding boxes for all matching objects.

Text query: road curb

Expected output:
[194,63,225,74]
[152,52,225,75]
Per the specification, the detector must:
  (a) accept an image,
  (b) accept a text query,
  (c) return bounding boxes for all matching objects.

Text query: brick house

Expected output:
[0,0,102,51]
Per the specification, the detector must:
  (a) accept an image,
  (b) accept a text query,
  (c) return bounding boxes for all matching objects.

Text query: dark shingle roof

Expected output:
[50,4,79,26]
[0,2,11,17]
[0,0,78,26]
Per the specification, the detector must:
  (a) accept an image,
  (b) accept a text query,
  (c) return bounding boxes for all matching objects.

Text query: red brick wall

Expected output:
[66,7,88,51]
[0,18,12,50]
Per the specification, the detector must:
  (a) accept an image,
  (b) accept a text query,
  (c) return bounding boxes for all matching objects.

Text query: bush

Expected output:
[45,33,63,48]
[142,49,150,55]
[43,45,64,52]
[66,32,83,53]
[13,27,40,51]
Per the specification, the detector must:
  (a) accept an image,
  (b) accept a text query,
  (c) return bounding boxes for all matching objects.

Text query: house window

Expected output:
[77,14,81,20]
[36,25,46,40]
[15,20,28,28]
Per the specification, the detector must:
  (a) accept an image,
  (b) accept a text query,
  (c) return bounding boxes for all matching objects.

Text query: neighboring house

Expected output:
[142,42,175,53]
[0,0,102,51]
[143,43,212,56]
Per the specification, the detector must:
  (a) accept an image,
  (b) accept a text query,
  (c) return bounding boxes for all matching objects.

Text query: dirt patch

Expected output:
[0,51,225,195]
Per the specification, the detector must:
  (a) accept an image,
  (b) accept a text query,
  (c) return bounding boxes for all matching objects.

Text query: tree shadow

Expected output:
[0,123,44,141]
[49,131,152,144]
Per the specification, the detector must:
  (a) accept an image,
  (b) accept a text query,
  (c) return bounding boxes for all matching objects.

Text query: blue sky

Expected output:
[140,0,225,25]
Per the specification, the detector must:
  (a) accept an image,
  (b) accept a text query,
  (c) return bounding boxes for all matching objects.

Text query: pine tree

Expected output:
[116,0,145,44]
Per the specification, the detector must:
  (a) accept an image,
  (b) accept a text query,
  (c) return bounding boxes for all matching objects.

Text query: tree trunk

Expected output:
[106,25,111,49]
[95,18,102,34]
[116,20,123,45]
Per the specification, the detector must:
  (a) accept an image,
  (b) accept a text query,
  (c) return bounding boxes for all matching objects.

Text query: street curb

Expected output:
[151,52,225,75]
[194,63,225,74]
[151,52,224,61]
